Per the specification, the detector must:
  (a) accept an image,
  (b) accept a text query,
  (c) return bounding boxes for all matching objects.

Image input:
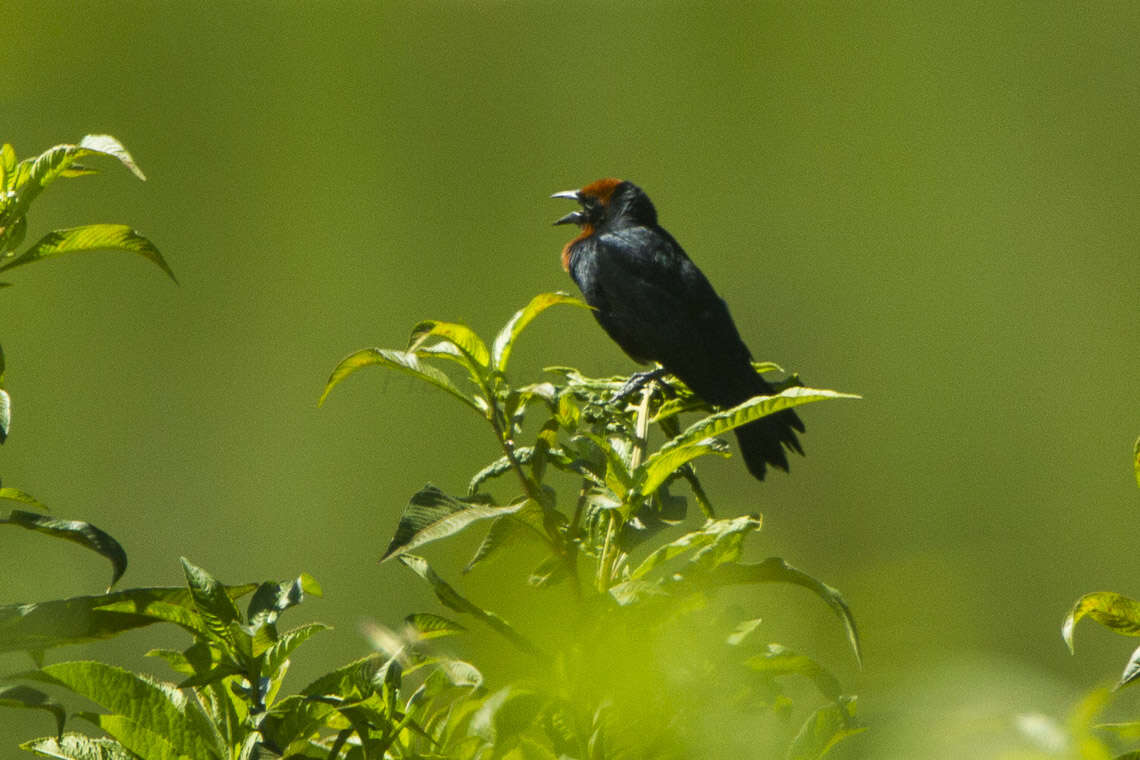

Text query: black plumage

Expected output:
[553,178,804,480]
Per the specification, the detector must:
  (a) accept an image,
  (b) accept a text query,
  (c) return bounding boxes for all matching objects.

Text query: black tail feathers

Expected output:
[733,409,805,481]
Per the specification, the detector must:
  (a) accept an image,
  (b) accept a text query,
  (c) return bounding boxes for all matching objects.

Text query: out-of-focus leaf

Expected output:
[471,686,545,748]
[744,644,842,701]
[0,684,66,738]
[20,733,136,760]
[319,347,481,413]
[630,514,762,580]
[409,320,490,373]
[0,388,8,444]
[382,484,527,562]
[14,662,225,760]
[1133,435,1140,489]
[726,618,764,647]
[786,696,865,760]
[638,387,858,496]
[491,292,589,372]
[404,612,466,641]
[1064,592,1140,653]
[2,511,126,588]
[398,555,542,658]
[693,558,862,668]
[0,224,175,283]
[0,487,48,511]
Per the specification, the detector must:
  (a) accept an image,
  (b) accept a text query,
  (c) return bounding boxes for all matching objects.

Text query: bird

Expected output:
[552,177,804,481]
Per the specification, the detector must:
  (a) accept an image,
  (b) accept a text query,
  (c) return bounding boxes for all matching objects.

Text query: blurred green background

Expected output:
[3,1,1139,756]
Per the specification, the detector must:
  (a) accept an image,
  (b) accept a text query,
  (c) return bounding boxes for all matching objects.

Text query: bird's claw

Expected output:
[611,367,670,405]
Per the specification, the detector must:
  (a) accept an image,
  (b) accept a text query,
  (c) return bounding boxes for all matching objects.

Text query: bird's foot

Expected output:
[612,367,670,405]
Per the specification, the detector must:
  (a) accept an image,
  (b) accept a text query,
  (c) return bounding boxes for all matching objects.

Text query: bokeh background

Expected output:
[3,2,1139,756]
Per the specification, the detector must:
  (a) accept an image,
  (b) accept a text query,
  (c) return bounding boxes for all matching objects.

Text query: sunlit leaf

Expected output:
[0,487,48,511]
[14,662,225,760]
[20,733,135,760]
[319,347,481,413]
[0,388,9,444]
[0,143,16,192]
[2,511,126,588]
[1063,592,1140,653]
[77,135,147,180]
[786,696,866,760]
[180,557,241,648]
[638,387,858,495]
[263,622,331,677]
[382,485,527,562]
[0,684,66,738]
[1133,435,1140,489]
[630,514,762,580]
[727,618,764,646]
[0,224,175,283]
[491,292,590,372]
[1117,643,1140,691]
[409,320,490,373]
[398,555,542,658]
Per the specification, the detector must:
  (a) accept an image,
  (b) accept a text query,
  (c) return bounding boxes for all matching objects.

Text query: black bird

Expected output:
[552,178,804,481]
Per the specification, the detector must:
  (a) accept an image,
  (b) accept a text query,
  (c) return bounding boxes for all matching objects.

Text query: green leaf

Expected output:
[20,733,136,760]
[471,686,545,748]
[1117,643,1140,691]
[77,135,146,180]
[1064,592,1140,653]
[409,320,490,373]
[263,622,331,677]
[0,143,16,192]
[319,347,481,413]
[0,224,176,283]
[382,485,528,562]
[0,388,8,444]
[491,292,590,372]
[398,554,542,658]
[404,612,467,641]
[696,558,863,668]
[0,487,48,510]
[0,684,66,738]
[744,644,842,701]
[726,618,764,647]
[630,514,762,580]
[637,387,859,496]
[786,696,866,760]
[2,511,127,588]
[1133,435,1140,489]
[464,515,525,573]
[0,585,250,653]
[14,661,225,760]
[76,712,193,760]
[180,557,241,647]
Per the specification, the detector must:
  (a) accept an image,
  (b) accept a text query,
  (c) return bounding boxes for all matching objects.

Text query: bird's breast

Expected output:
[561,225,593,272]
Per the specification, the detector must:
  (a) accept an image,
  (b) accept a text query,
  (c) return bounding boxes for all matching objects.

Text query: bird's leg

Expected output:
[612,366,669,405]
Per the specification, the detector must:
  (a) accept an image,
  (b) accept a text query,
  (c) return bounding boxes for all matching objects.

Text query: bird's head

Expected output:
[551,178,657,230]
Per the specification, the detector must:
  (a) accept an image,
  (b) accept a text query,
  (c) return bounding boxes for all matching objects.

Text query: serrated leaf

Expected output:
[637,387,858,496]
[0,684,66,738]
[491,292,590,371]
[696,558,863,668]
[319,347,481,413]
[1063,592,1140,653]
[20,733,136,760]
[15,662,225,760]
[0,487,48,510]
[398,555,542,658]
[0,224,175,283]
[180,557,241,647]
[2,511,126,588]
[786,696,865,760]
[77,712,191,760]
[409,320,490,373]
[630,514,762,580]
[382,485,527,562]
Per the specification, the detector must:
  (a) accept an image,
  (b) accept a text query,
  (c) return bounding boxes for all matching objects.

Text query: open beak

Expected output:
[551,189,585,226]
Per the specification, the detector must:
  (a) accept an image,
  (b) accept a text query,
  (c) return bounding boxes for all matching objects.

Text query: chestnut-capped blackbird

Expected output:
[552,177,804,481]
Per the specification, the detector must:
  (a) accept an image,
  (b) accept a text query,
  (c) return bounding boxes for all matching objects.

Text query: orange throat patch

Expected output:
[561,224,593,272]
